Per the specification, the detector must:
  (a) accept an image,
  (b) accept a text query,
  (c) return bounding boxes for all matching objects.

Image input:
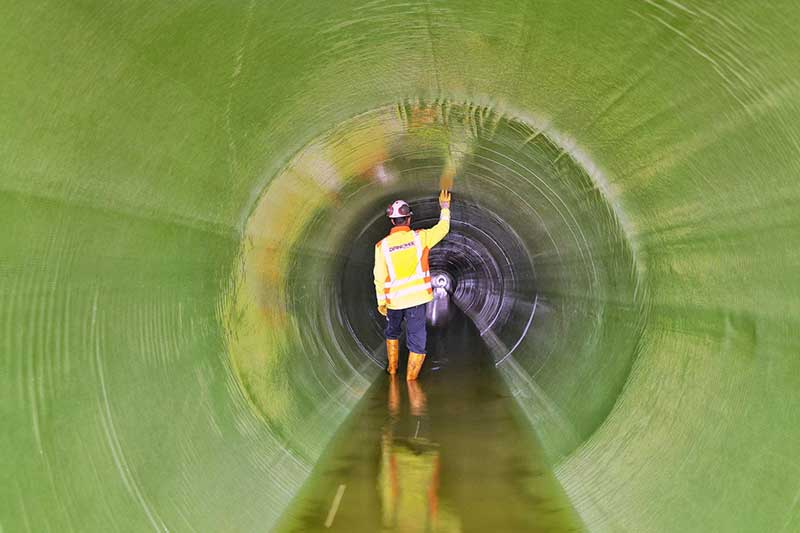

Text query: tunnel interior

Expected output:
[3,1,800,532]
[341,194,540,363]
[229,103,645,472]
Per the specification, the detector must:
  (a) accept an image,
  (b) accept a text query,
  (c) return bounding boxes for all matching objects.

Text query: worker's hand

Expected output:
[439,189,451,209]
[378,304,387,317]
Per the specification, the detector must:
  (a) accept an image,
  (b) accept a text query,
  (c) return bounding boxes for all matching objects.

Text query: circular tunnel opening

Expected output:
[228,100,646,462]
[7,2,798,530]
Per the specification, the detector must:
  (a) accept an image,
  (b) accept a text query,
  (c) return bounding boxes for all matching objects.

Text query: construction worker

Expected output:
[374,190,451,380]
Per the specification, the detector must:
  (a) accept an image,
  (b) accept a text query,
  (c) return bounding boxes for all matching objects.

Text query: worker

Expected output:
[374,190,451,380]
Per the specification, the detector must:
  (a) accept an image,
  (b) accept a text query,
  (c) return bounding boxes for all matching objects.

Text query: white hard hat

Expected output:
[386,200,412,218]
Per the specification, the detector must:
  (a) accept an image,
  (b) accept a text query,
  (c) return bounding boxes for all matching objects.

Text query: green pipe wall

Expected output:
[2,1,799,532]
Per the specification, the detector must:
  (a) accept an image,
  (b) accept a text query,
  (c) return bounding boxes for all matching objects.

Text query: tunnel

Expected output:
[2,1,800,532]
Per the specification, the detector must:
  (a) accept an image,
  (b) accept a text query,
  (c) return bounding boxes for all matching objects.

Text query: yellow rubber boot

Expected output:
[386,339,399,375]
[406,352,426,381]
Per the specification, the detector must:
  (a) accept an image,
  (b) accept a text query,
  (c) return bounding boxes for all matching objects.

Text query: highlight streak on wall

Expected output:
[2,1,800,532]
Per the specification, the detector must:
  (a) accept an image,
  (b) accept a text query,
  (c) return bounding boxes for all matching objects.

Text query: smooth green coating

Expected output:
[2,1,799,532]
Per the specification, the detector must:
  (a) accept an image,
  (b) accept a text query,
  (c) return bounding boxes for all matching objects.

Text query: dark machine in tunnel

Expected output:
[3,1,800,532]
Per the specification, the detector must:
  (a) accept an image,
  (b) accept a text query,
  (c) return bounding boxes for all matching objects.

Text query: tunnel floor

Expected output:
[275,311,584,532]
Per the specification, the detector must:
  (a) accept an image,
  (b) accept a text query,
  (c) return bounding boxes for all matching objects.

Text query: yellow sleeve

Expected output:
[420,207,451,248]
[374,241,388,305]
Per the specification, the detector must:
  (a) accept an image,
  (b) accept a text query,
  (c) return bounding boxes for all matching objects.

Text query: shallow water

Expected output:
[2,1,800,532]
[276,314,583,532]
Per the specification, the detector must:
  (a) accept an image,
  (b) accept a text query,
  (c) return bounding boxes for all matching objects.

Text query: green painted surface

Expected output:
[2,1,800,532]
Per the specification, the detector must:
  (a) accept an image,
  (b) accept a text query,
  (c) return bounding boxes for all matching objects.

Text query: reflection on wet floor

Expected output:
[276,312,584,532]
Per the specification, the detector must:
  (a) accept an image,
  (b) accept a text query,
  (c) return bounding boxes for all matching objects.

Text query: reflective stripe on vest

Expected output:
[381,231,432,298]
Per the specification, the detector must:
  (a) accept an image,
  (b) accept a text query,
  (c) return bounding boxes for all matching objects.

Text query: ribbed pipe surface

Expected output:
[2,2,799,532]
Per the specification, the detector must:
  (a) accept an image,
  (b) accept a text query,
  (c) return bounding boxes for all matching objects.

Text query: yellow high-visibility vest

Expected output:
[374,208,450,310]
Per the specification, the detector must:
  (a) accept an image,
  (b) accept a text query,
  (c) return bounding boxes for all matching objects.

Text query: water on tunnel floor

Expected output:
[4,1,800,532]
[275,310,583,532]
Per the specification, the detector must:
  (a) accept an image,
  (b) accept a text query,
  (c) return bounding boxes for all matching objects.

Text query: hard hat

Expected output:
[386,200,413,218]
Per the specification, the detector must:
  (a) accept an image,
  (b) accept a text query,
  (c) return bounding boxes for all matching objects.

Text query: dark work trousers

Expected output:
[385,303,427,354]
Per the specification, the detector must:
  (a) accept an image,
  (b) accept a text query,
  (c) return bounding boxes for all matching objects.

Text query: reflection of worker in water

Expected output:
[374,190,451,380]
[381,377,461,531]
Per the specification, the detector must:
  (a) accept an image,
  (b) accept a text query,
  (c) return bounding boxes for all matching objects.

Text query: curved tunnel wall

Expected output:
[3,1,800,532]
[230,101,643,478]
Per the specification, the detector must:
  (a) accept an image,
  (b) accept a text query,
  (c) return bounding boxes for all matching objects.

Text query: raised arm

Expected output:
[420,190,451,248]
